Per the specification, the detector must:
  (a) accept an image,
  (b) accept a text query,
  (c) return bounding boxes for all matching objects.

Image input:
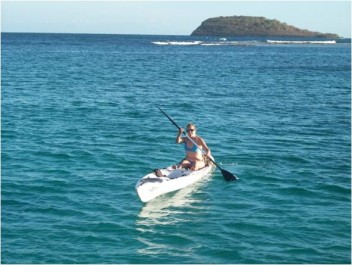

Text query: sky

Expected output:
[1,1,351,38]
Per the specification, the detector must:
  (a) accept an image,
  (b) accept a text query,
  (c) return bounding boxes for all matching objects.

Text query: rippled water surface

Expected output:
[2,33,351,263]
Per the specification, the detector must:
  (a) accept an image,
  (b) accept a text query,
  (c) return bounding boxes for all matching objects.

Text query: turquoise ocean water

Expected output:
[2,33,351,264]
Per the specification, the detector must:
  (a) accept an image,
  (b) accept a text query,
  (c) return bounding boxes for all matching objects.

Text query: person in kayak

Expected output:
[175,123,212,170]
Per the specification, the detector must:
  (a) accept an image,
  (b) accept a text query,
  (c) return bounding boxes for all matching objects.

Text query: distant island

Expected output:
[191,16,339,38]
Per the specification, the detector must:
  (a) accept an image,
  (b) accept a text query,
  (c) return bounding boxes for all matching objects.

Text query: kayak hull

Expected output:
[136,164,215,202]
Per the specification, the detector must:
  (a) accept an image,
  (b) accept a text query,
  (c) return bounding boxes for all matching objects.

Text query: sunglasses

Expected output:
[187,129,195,132]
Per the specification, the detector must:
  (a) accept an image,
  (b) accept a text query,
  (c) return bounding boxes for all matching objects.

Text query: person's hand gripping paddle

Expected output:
[157,106,238,181]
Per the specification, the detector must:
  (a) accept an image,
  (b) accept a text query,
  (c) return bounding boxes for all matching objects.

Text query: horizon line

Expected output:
[1,31,349,39]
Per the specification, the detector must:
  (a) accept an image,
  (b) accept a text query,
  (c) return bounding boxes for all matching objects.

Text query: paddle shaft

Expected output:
[157,106,238,181]
[157,106,223,170]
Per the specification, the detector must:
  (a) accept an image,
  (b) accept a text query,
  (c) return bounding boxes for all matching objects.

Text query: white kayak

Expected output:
[136,163,215,203]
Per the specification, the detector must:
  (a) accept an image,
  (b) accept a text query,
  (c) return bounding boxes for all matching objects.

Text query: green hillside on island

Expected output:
[191,16,339,38]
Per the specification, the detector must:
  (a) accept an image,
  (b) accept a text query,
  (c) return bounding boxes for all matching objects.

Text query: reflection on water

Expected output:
[135,177,211,257]
[137,177,209,224]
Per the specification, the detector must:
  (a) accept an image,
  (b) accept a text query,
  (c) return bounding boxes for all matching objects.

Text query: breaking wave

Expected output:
[152,41,202,46]
[152,39,338,46]
[266,40,336,44]
[152,40,259,46]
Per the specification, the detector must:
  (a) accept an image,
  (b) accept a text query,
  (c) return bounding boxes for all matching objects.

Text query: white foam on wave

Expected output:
[201,43,224,46]
[152,40,256,46]
[201,41,240,46]
[152,41,170,45]
[152,39,337,46]
[267,40,336,44]
[152,41,202,45]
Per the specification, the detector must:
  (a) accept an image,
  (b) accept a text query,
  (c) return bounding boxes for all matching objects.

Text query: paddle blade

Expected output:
[221,168,238,181]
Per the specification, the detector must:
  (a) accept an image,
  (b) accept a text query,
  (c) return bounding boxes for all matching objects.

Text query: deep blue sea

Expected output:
[2,33,351,264]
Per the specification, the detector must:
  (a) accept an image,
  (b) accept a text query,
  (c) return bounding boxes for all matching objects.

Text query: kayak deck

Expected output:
[136,164,214,202]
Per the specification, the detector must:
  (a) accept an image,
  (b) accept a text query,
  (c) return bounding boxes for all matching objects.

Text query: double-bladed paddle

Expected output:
[157,106,238,181]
